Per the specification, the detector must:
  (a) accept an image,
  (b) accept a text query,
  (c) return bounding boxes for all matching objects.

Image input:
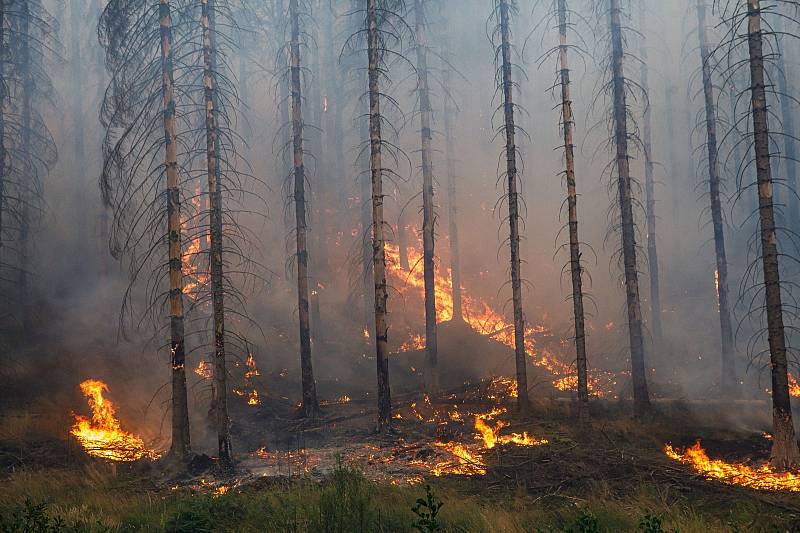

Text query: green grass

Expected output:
[0,462,798,532]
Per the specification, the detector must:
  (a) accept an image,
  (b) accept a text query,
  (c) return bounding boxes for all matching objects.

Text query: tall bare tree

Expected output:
[637,3,662,345]
[287,0,319,418]
[494,0,529,413]
[366,0,392,430]
[413,0,439,391]
[607,0,650,417]
[742,0,798,469]
[695,0,737,396]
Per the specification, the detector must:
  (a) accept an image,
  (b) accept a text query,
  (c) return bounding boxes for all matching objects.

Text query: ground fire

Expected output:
[70,379,160,462]
[665,441,800,492]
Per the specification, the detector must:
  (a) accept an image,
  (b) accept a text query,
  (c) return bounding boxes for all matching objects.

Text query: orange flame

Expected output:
[71,379,159,462]
[386,240,604,395]
[665,441,800,492]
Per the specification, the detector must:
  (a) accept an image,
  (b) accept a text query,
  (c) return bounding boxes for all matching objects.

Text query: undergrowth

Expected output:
[0,462,797,532]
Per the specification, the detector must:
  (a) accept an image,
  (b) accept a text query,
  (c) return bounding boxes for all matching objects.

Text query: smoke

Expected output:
[5,0,793,456]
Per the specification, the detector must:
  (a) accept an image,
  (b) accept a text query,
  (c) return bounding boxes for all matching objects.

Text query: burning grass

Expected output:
[70,379,160,462]
[665,440,800,492]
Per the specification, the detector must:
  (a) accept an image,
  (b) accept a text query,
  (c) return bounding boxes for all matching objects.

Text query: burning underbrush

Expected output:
[665,439,800,492]
[233,376,551,484]
[70,379,161,462]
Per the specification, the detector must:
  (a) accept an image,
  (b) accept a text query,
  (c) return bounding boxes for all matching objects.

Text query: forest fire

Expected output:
[665,441,800,492]
[71,379,159,462]
[385,242,610,395]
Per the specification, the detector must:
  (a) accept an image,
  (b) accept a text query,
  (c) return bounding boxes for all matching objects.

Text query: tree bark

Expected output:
[498,0,529,413]
[637,4,662,346]
[745,0,799,470]
[609,0,650,417]
[414,0,438,392]
[289,0,319,418]
[367,0,392,430]
[442,37,462,323]
[697,0,738,397]
[160,0,191,459]
[557,0,588,415]
[201,0,231,465]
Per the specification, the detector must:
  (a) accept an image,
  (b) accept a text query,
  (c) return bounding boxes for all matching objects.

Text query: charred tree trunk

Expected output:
[696,0,737,397]
[414,0,438,391]
[160,0,191,460]
[289,0,319,418]
[745,0,799,469]
[0,3,5,270]
[498,0,529,413]
[201,0,231,465]
[557,0,588,415]
[609,0,650,417]
[360,122,373,332]
[637,5,662,346]
[442,37,462,323]
[367,0,391,430]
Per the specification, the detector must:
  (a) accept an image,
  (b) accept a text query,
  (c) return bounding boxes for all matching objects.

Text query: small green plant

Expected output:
[0,499,71,533]
[639,514,664,533]
[411,484,443,533]
[565,510,601,533]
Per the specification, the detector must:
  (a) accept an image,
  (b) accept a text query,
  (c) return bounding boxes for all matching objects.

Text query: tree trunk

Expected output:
[498,0,529,413]
[745,0,799,470]
[637,4,662,346]
[289,0,319,418]
[442,37,462,323]
[609,0,650,417]
[557,0,588,415]
[0,2,5,271]
[696,0,737,397]
[414,0,438,392]
[201,0,231,465]
[160,0,191,460]
[367,0,391,430]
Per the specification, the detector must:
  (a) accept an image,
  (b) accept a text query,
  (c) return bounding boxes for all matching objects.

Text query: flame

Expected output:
[181,184,210,300]
[362,326,370,339]
[385,241,606,395]
[789,374,800,397]
[247,389,261,406]
[473,407,548,449]
[432,442,486,476]
[195,360,212,380]
[71,379,159,462]
[665,441,800,492]
[244,353,260,379]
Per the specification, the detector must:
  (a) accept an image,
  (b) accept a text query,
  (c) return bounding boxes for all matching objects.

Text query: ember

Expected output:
[71,379,159,462]
[665,441,800,492]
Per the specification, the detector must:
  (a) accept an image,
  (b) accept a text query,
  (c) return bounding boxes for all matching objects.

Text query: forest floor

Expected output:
[1,396,799,532]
